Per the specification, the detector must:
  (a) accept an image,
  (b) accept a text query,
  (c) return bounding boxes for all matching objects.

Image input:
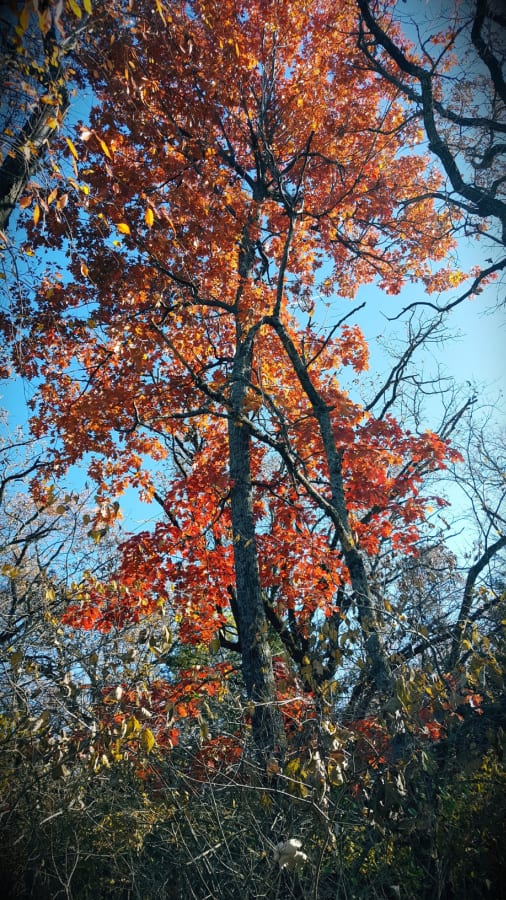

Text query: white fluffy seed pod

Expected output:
[273,838,309,871]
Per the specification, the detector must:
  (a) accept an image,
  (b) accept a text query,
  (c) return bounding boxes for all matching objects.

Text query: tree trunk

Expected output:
[271,318,392,697]
[0,103,67,232]
[0,10,88,231]
[227,339,285,757]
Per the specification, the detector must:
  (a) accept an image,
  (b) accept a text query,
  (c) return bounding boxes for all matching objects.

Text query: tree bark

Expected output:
[0,10,90,231]
[227,343,286,756]
[270,317,392,697]
[448,533,506,669]
[0,103,67,232]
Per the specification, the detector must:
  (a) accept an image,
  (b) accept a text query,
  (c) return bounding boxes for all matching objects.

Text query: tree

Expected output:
[356,0,506,309]
[0,1,92,232]
[0,419,187,898]
[0,4,470,750]
[0,0,488,760]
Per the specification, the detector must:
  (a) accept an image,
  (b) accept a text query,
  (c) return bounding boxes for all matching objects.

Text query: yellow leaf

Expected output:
[38,7,52,35]
[65,137,79,160]
[47,188,58,205]
[18,5,30,34]
[140,727,156,754]
[285,758,301,777]
[145,207,154,227]
[98,138,112,159]
[117,222,131,234]
[83,0,92,14]
[9,650,24,670]
[68,0,82,19]
[260,791,273,810]
[33,203,40,225]
[126,715,141,736]
[155,0,166,24]
[88,527,107,543]
[80,261,89,277]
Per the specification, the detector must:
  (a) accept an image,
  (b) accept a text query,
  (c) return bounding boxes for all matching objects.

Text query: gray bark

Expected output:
[269,317,392,697]
[225,221,286,757]
[0,104,66,232]
[227,343,286,756]
[448,533,506,669]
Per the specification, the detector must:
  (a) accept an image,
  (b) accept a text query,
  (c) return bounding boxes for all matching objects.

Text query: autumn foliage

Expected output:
[1,0,469,751]
[1,0,505,897]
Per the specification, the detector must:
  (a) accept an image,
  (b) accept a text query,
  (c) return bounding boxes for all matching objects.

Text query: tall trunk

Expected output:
[227,341,286,757]
[271,318,392,697]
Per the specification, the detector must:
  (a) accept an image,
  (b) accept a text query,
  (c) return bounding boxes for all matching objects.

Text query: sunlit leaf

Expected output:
[18,4,30,35]
[98,138,112,159]
[68,0,82,19]
[140,727,156,754]
[65,137,79,160]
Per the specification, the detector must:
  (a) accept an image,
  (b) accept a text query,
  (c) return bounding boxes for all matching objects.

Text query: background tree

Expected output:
[0,1,94,233]
[0,418,190,898]
[356,0,506,308]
